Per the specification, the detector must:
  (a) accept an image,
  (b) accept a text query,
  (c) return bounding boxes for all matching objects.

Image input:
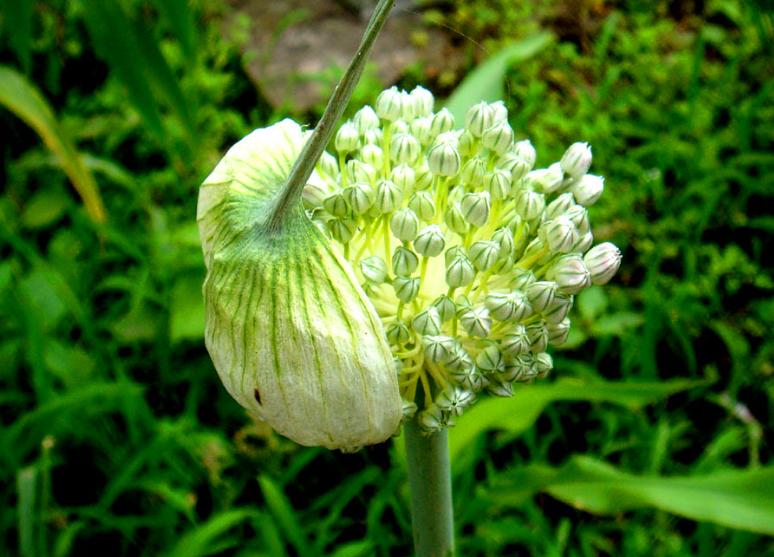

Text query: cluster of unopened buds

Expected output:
[302,85,622,433]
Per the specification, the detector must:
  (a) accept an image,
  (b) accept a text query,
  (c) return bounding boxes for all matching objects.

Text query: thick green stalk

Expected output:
[404,420,455,557]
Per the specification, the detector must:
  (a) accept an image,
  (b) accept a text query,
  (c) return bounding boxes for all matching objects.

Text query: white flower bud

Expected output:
[431,108,455,136]
[491,227,515,259]
[500,324,529,355]
[386,319,411,344]
[400,90,416,121]
[490,100,508,123]
[446,255,476,288]
[376,86,403,121]
[335,121,360,154]
[389,163,415,193]
[302,180,329,210]
[484,290,532,322]
[465,101,495,137]
[445,202,469,235]
[403,400,418,420]
[461,191,491,227]
[584,242,622,285]
[353,105,380,134]
[359,255,387,284]
[392,246,419,276]
[436,384,476,416]
[481,120,515,154]
[486,376,514,397]
[483,169,512,200]
[543,293,573,324]
[414,224,445,257]
[497,152,531,182]
[548,318,570,346]
[375,179,403,213]
[422,335,456,363]
[388,120,408,134]
[427,141,461,177]
[535,352,553,379]
[545,193,576,220]
[390,132,421,165]
[460,158,487,188]
[410,116,433,145]
[318,151,339,179]
[571,174,605,206]
[408,191,436,222]
[345,160,377,184]
[412,307,442,335]
[363,127,383,145]
[476,343,504,373]
[324,191,350,217]
[573,231,594,253]
[418,404,447,432]
[513,139,537,167]
[550,254,591,294]
[360,143,383,169]
[414,163,433,190]
[560,142,592,179]
[393,276,421,303]
[459,305,491,337]
[514,189,545,221]
[443,342,470,371]
[526,321,549,353]
[431,295,456,322]
[564,204,590,235]
[411,85,435,117]
[506,353,537,382]
[343,181,376,215]
[458,130,476,157]
[540,216,579,254]
[526,280,557,312]
[454,293,472,316]
[525,167,563,194]
[468,240,500,271]
[390,207,420,241]
[328,216,358,243]
[511,268,536,291]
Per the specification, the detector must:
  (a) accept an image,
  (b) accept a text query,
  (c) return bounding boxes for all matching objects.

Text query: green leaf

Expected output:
[20,188,70,229]
[154,0,197,60]
[444,33,554,125]
[449,379,702,461]
[0,0,34,73]
[170,270,206,342]
[0,66,106,222]
[258,475,316,557]
[166,509,259,557]
[493,456,774,535]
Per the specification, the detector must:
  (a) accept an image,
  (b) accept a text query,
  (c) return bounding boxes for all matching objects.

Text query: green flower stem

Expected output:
[266,0,395,230]
[404,419,455,557]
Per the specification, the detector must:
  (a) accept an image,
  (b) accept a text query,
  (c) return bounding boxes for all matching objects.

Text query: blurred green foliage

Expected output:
[0,0,773,556]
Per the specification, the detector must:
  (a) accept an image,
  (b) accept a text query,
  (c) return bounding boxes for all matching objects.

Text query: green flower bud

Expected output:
[511,268,536,291]
[526,280,557,312]
[443,341,469,371]
[548,317,570,346]
[465,101,495,137]
[509,353,537,382]
[460,191,491,227]
[550,254,591,294]
[491,100,508,123]
[469,240,500,271]
[525,167,563,194]
[414,163,434,190]
[483,170,512,201]
[560,141,592,179]
[363,127,383,145]
[198,120,401,450]
[428,141,461,177]
[390,163,415,193]
[446,254,476,288]
[564,204,590,235]
[411,85,435,117]
[431,295,456,322]
[390,132,421,165]
[514,189,545,221]
[476,343,504,373]
[459,305,491,337]
[484,290,533,322]
[412,307,442,336]
[343,181,376,215]
[497,152,531,182]
[335,121,360,154]
[526,321,549,353]
[324,191,350,217]
[386,319,411,345]
[491,227,515,258]
[539,216,579,254]
[436,384,476,416]
[400,90,416,121]
[418,404,447,432]
[409,191,436,222]
[545,193,576,220]
[375,179,403,213]
[345,159,377,184]
[354,105,380,134]
[458,129,476,157]
[543,293,573,324]
[410,116,433,145]
[402,399,418,420]
[571,174,604,206]
[431,108,455,136]
[481,120,515,154]
[360,143,384,169]
[318,151,340,179]
[393,276,421,303]
[422,335,456,363]
[376,86,403,121]
[535,352,553,379]
[392,246,419,276]
[302,180,329,211]
[414,224,446,257]
[513,139,536,167]
[573,231,594,253]
[445,202,470,235]
[454,293,472,316]
[359,255,388,284]
[584,242,622,285]
[459,157,486,188]
[445,246,466,266]
[390,207,420,241]
[328,216,358,243]
[486,376,514,397]
[388,119,408,134]
[500,324,529,355]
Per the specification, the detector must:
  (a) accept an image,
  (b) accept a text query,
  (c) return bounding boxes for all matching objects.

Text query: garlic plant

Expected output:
[303,86,622,433]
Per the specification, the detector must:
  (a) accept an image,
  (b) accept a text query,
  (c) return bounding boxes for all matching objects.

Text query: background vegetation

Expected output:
[1,0,773,555]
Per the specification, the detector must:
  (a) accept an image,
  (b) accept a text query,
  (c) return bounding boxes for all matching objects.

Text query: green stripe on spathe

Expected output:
[197,120,402,451]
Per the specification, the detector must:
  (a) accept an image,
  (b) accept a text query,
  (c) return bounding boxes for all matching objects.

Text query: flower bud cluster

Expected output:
[305,86,622,433]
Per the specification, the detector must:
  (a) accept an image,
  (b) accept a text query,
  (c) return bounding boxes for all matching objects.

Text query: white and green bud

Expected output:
[430,108,455,136]
[500,324,530,355]
[418,404,448,432]
[414,163,434,190]
[564,203,590,235]
[390,207,420,241]
[526,321,549,353]
[485,290,533,322]
[376,86,403,121]
[412,307,442,336]
[345,159,377,184]
[511,268,537,291]
[545,192,576,220]
[360,255,388,284]
[422,335,456,363]
[550,254,591,294]
[318,151,340,179]
[445,202,470,235]
[436,385,476,416]
[490,100,508,123]
[584,242,622,285]
[427,140,461,177]
[560,141,592,179]
[460,191,491,227]
[483,169,512,200]
[399,90,416,121]
[375,179,403,213]
[508,353,538,382]
[457,129,476,157]
[343,181,376,215]
[460,157,487,187]
[476,343,504,373]
[497,152,531,182]
[390,132,421,165]
[446,254,476,288]
[481,120,515,154]
[393,276,421,303]
[414,224,446,256]
[363,127,383,145]
[513,139,537,167]
[469,240,500,271]
[328,216,358,242]
[392,246,419,276]
[526,167,563,194]
[431,295,456,322]
[571,174,605,206]
[360,143,384,169]
[408,191,436,222]
[324,191,350,217]
[411,85,435,117]
[459,305,492,338]
[535,352,553,379]
[390,163,415,193]
[303,180,330,211]
[573,230,594,253]
[486,376,513,397]
[465,101,495,137]
[543,293,573,324]
[335,121,360,154]
[353,105,380,134]
[540,215,579,254]
[526,280,557,312]
[548,318,570,346]
[454,293,472,316]
[514,189,545,221]
[410,116,433,145]
[386,319,411,345]
[491,227,515,258]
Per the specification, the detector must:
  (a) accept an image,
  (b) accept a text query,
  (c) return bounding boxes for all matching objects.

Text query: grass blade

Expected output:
[166,509,258,557]
[258,475,315,557]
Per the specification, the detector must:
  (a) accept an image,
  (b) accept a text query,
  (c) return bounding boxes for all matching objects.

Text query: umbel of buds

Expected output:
[198,85,622,449]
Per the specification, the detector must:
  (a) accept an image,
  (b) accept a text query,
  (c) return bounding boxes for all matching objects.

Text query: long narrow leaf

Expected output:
[0,0,34,73]
[0,66,106,222]
[166,509,258,557]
